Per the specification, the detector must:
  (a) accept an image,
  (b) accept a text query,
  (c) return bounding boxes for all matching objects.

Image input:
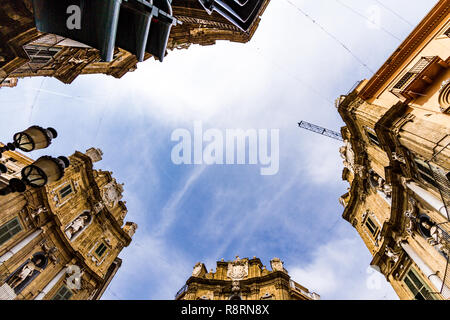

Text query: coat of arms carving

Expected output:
[227,256,248,281]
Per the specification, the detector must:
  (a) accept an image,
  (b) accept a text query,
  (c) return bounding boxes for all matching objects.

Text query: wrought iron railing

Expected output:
[391,56,436,98]
[426,142,450,221]
[175,284,188,299]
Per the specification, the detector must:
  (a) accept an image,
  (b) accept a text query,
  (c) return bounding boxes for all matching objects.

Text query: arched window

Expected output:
[5,252,48,294]
[229,294,242,300]
[64,211,92,241]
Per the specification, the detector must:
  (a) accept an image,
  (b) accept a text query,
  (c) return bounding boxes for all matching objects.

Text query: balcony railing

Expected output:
[175,284,188,299]
[391,56,448,100]
[289,280,320,300]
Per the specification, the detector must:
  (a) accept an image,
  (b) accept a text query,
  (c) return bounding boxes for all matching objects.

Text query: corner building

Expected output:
[337,0,450,300]
[175,256,320,300]
[0,0,270,86]
[0,145,137,300]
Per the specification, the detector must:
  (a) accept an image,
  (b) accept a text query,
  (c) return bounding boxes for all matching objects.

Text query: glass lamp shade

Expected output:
[21,155,69,188]
[13,126,57,152]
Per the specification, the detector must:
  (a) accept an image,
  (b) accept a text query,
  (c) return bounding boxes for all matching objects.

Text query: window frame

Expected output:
[51,285,73,300]
[365,127,381,146]
[94,242,109,259]
[0,217,23,246]
[59,184,74,199]
[365,216,379,237]
[402,267,437,300]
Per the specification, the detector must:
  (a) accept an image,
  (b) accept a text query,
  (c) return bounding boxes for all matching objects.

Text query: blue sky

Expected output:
[0,0,439,299]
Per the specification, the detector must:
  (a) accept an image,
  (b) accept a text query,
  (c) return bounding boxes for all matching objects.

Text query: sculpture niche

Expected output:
[64,211,92,241]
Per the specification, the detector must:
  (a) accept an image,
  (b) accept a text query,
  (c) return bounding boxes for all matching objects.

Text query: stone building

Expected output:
[0,144,137,300]
[0,0,270,86]
[175,256,320,300]
[337,0,450,300]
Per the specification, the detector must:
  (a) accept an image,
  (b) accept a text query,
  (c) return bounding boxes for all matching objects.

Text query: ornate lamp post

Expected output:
[0,126,57,157]
[0,126,69,196]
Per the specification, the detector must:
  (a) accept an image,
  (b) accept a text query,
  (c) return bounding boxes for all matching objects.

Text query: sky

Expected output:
[0,0,440,300]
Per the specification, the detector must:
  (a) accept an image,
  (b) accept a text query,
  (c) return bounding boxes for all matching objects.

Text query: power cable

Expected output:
[373,0,414,27]
[284,0,376,74]
[335,0,403,41]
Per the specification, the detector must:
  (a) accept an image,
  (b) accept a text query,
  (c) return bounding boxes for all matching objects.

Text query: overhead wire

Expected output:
[373,0,414,27]
[284,0,376,74]
[334,0,403,41]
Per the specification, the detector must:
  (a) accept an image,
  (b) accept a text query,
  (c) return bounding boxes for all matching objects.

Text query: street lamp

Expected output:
[0,155,70,196]
[0,126,57,157]
[0,125,69,196]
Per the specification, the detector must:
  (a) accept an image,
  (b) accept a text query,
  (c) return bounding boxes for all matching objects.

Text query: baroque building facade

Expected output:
[0,0,270,86]
[0,144,137,300]
[175,256,320,300]
[337,0,450,300]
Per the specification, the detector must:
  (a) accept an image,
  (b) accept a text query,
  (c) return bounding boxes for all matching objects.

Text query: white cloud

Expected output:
[289,235,399,300]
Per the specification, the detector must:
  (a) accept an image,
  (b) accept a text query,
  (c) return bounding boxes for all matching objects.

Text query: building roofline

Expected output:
[358,0,450,101]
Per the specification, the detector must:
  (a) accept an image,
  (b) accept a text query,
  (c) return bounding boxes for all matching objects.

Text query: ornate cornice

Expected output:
[358,0,450,100]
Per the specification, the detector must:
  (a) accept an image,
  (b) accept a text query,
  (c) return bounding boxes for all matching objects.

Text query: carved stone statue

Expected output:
[339,140,356,172]
[85,148,103,163]
[7,260,39,289]
[385,247,399,263]
[429,225,450,257]
[123,222,138,238]
[231,280,240,293]
[192,262,203,277]
[270,258,285,272]
[227,256,248,281]
[392,152,406,164]
[65,215,90,240]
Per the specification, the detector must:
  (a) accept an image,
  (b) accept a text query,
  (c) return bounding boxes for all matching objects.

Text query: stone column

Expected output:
[34,267,67,300]
[406,182,447,218]
[0,229,42,264]
[400,241,450,299]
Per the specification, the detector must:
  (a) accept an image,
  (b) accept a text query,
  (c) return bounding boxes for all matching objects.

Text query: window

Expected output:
[51,285,73,300]
[403,268,436,300]
[59,184,73,199]
[365,216,379,237]
[414,159,440,190]
[365,128,380,146]
[443,26,450,38]
[94,242,108,258]
[0,217,23,246]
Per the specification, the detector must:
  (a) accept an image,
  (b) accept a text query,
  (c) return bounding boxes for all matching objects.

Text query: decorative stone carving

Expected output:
[385,246,399,263]
[85,148,103,163]
[30,206,47,224]
[93,202,104,214]
[340,140,356,173]
[369,170,392,199]
[404,197,418,237]
[270,258,285,272]
[123,222,138,238]
[101,180,124,208]
[227,256,248,281]
[6,261,38,290]
[192,262,203,277]
[231,280,240,293]
[429,225,450,257]
[64,212,91,240]
[41,241,59,264]
[438,79,450,113]
[392,152,406,164]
